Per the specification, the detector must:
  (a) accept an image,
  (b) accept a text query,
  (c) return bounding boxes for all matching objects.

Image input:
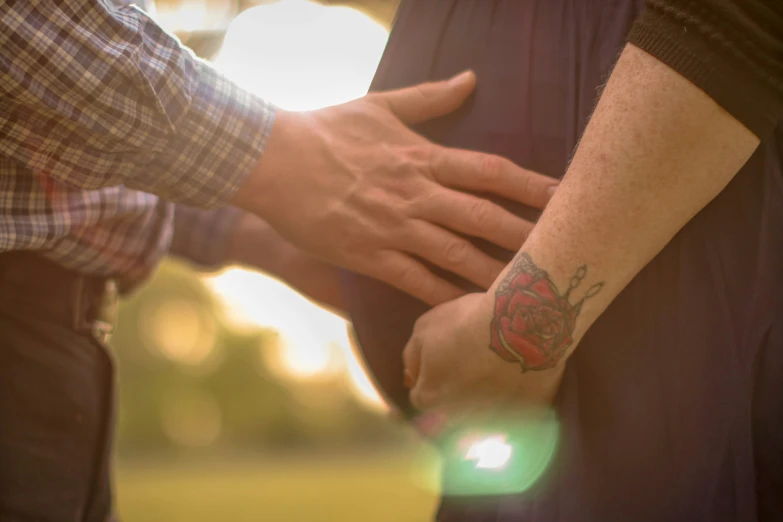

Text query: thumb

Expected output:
[374,70,476,125]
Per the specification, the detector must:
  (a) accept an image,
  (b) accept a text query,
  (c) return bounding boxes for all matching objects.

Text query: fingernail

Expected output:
[546,185,558,197]
[449,70,474,85]
[404,369,414,389]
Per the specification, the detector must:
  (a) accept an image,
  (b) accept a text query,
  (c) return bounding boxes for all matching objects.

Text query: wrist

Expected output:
[485,251,599,372]
[170,205,244,270]
[454,292,495,350]
[226,212,286,274]
[230,110,319,222]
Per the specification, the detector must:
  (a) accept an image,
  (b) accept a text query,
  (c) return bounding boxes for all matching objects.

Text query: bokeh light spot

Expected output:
[430,409,561,497]
[160,389,223,448]
[464,435,513,470]
[140,298,217,366]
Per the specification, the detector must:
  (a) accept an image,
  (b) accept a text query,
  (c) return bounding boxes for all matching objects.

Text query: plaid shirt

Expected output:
[0,0,275,281]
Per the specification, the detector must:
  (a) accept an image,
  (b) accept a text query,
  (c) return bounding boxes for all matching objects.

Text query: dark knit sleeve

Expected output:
[628,0,783,137]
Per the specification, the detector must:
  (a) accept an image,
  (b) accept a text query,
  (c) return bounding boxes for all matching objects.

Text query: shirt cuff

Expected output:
[131,60,277,208]
[169,204,243,269]
[627,6,783,138]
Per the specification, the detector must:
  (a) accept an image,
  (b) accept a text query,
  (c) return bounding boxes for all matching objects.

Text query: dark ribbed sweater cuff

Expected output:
[628,8,781,138]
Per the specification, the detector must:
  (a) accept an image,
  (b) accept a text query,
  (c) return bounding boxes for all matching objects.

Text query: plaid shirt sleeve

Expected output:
[170,203,243,269]
[0,0,275,209]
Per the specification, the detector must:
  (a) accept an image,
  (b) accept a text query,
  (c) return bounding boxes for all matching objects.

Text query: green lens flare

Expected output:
[438,408,560,497]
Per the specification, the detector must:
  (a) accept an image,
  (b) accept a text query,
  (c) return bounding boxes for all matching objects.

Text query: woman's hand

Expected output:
[403,292,563,419]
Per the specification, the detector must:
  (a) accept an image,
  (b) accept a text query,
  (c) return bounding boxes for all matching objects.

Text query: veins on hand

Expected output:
[489,253,603,372]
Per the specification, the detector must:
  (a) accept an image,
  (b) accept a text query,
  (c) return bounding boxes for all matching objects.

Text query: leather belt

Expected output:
[0,251,119,343]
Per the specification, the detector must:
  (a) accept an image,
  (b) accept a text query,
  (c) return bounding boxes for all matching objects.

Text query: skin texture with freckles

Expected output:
[404,43,761,415]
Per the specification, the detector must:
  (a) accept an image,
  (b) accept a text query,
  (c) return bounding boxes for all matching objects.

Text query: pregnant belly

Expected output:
[340,0,644,415]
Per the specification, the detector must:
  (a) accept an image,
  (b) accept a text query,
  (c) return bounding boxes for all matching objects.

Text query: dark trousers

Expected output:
[0,256,116,522]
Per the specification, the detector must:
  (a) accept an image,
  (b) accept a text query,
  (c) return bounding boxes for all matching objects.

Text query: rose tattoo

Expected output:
[489,253,603,372]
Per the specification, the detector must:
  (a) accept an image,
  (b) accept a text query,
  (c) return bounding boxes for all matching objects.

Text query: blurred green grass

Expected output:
[116,451,440,522]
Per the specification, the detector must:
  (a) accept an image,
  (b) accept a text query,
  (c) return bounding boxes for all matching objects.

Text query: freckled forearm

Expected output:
[482,44,759,372]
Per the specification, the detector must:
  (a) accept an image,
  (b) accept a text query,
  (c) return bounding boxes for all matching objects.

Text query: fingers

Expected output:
[372,250,465,306]
[431,147,558,210]
[410,383,436,412]
[403,221,506,289]
[403,331,423,391]
[406,336,440,413]
[373,71,476,125]
[417,187,534,252]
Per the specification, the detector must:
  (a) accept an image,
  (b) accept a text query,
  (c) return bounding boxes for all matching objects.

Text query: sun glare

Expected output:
[213,0,388,111]
[203,0,390,409]
[154,0,236,33]
[207,266,387,409]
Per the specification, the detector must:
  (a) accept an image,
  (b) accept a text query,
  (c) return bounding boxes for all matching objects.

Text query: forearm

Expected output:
[483,44,760,370]
[169,204,243,269]
[223,212,286,274]
[629,0,783,138]
[169,204,292,277]
[403,0,783,414]
[1,0,273,208]
[223,212,347,315]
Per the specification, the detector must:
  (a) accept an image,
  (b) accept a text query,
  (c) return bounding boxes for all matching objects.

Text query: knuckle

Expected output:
[409,387,427,410]
[517,170,532,195]
[413,84,431,101]
[394,177,425,208]
[405,192,430,218]
[419,145,438,180]
[479,155,503,183]
[403,336,420,363]
[397,263,428,295]
[398,263,419,286]
[401,86,430,114]
[411,387,439,411]
[470,199,493,225]
[444,239,470,266]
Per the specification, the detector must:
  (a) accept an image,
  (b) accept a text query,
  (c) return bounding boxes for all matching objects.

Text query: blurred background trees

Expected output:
[112,260,409,458]
[108,0,411,459]
[110,2,442,520]
[112,261,440,522]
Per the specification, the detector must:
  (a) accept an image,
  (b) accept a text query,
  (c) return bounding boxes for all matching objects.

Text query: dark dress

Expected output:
[339,1,783,520]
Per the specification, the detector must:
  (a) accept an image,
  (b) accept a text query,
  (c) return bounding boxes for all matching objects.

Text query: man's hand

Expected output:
[403,292,562,417]
[232,71,557,306]
[227,212,346,317]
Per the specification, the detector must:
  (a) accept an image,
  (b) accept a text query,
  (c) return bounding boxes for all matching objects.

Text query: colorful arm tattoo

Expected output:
[489,253,603,372]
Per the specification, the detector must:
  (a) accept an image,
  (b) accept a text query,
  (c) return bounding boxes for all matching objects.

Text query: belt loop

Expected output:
[92,280,118,344]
